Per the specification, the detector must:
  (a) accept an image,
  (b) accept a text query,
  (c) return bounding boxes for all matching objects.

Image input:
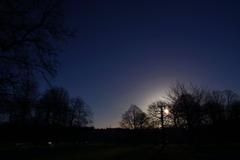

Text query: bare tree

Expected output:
[202,90,226,125]
[147,101,173,149]
[36,87,70,126]
[229,100,240,122]
[120,105,149,129]
[168,83,204,129]
[9,74,38,125]
[223,90,238,107]
[148,101,172,128]
[0,0,73,123]
[0,0,73,91]
[69,97,93,127]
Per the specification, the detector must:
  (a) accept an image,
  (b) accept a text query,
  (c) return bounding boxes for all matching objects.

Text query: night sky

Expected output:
[49,0,240,128]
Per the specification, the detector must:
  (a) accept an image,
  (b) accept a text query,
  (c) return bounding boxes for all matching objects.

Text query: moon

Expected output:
[164,108,170,115]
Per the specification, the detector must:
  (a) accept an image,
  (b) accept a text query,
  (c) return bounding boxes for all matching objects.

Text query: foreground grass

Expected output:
[1,143,240,160]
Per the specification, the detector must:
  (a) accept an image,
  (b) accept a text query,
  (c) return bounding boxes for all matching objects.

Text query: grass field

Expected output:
[0,143,240,160]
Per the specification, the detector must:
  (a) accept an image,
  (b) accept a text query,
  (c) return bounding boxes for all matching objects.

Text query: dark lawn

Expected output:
[0,143,240,160]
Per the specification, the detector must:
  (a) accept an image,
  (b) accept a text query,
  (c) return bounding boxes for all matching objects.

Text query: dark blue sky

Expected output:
[51,0,240,128]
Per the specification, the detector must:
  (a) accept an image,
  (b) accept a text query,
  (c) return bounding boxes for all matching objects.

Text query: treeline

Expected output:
[0,83,93,127]
[0,0,91,128]
[117,83,240,145]
[1,0,240,145]
[120,83,240,144]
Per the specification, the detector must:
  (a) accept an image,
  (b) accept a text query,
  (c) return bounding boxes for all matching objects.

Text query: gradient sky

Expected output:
[47,0,240,128]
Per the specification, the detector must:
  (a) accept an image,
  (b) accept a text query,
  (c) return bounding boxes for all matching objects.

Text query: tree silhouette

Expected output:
[148,101,172,128]
[35,88,93,127]
[202,90,226,125]
[229,100,240,122]
[173,93,202,130]
[168,83,203,129]
[120,105,149,129]
[9,75,38,125]
[35,87,70,126]
[0,0,72,75]
[69,97,93,127]
[0,0,73,98]
[0,0,73,122]
[148,101,172,149]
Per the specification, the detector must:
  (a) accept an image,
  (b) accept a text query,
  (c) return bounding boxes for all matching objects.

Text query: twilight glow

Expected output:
[48,0,240,128]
